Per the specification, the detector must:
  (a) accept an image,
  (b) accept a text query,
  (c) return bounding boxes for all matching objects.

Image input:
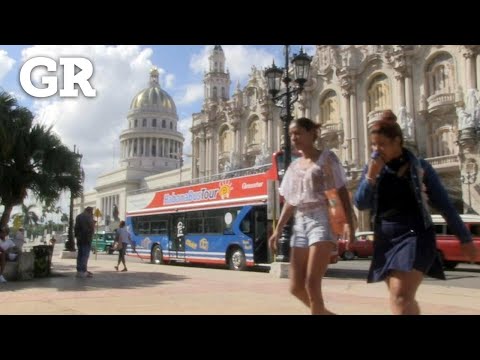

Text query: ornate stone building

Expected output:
[191,46,280,179]
[192,45,480,229]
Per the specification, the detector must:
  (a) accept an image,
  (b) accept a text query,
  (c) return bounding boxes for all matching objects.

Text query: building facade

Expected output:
[193,45,480,230]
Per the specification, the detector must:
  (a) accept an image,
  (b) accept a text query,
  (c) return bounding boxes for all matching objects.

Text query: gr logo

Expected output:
[20,56,97,98]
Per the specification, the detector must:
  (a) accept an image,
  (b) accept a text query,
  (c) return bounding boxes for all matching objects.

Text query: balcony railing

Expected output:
[427,93,455,113]
[321,122,342,136]
[425,154,459,173]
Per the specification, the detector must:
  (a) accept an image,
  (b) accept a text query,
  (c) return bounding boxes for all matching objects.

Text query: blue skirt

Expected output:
[368,215,445,283]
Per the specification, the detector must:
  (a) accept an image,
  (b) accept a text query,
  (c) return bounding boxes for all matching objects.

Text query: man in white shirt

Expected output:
[0,227,17,283]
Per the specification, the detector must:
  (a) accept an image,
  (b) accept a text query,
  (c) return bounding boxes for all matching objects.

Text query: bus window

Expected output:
[186,211,204,233]
[138,221,150,235]
[470,224,480,236]
[151,221,168,234]
[241,218,251,234]
[434,225,446,235]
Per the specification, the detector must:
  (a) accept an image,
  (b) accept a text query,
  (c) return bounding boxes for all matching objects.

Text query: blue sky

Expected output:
[0,45,314,217]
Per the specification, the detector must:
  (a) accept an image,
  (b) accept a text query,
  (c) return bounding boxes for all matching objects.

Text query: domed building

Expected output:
[120,68,184,171]
[73,68,189,227]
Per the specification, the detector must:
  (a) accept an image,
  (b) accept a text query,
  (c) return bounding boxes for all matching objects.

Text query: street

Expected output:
[85,247,480,290]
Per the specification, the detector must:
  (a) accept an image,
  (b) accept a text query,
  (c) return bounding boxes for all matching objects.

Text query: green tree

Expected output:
[0,91,83,229]
[19,203,40,228]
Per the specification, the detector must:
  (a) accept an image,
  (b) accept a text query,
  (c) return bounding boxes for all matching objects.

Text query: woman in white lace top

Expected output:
[268,117,356,315]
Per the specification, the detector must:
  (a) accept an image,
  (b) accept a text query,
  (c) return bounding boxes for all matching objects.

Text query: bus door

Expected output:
[253,207,269,264]
[169,215,186,260]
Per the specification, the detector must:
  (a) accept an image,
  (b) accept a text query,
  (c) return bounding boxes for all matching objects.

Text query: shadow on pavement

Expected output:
[325,268,369,280]
[6,263,189,292]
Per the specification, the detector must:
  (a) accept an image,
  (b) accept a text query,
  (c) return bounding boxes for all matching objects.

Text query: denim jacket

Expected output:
[354,148,472,244]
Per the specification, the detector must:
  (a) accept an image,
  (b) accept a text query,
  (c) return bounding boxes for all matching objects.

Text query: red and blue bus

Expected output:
[125,151,337,270]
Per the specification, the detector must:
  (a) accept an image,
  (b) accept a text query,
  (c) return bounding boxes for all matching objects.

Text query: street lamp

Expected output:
[264,45,312,262]
[461,159,478,214]
[65,145,83,252]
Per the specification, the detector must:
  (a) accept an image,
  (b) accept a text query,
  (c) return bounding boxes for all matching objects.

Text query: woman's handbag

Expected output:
[113,240,123,251]
[323,155,348,236]
[113,230,122,251]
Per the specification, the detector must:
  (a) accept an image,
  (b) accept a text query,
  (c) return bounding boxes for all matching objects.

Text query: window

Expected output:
[426,53,454,97]
[162,119,166,128]
[367,74,390,113]
[248,119,260,145]
[152,119,157,127]
[142,119,147,127]
[134,119,138,128]
[186,211,204,233]
[170,122,173,129]
[320,91,338,124]
[470,224,480,236]
[213,87,217,99]
[151,221,168,234]
[152,145,156,156]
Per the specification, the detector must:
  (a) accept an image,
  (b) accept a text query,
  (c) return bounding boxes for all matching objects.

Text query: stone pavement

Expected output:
[0,255,479,315]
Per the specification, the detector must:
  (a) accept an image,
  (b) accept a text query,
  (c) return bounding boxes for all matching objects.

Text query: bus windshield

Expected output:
[275,151,301,181]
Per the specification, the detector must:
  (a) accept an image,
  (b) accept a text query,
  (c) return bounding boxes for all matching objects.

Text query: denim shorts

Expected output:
[291,209,336,248]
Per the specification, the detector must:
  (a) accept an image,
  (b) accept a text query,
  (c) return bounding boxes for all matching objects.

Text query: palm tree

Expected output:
[0,91,83,229]
[12,203,40,228]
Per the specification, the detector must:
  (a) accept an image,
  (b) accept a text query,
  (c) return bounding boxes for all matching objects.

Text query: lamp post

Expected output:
[264,45,312,262]
[461,160,478,214]
[65,145,83,252]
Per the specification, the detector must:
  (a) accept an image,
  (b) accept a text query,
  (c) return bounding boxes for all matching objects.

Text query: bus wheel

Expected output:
[152,245,163,265]
[228,247,246,271]
[342,250,355,261]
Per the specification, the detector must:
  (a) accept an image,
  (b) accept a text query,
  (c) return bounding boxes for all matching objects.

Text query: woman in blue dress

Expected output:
[354,110,477,315]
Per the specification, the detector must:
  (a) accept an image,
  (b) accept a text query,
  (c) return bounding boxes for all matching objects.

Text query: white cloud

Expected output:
[177,83,204,105]
[0,49,15,83]
[164,73,175,89]
[21,45,159,192]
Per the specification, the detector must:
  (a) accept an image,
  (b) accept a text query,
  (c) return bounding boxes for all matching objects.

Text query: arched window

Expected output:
[320,90,339,124]
[213,87,218,100]
[426,52,454,97]
[142,119,147,127]
[219,127,232,154]
[152,119,157,127]
[367,74,391,112]
[248,118,260,145]
[162,119,166,128]
[134,119,138,128]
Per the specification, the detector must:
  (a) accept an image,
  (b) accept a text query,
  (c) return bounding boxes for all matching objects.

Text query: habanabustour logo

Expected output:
[19,56,96,98]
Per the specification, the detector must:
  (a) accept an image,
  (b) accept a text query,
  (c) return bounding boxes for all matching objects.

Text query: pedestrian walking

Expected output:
[268,117,356,315]
[354,110,478,315]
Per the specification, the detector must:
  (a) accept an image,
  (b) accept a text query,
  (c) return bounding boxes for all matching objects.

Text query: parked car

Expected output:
[338,231,375,260]
[432,214,480,269]
[91,231,116,254]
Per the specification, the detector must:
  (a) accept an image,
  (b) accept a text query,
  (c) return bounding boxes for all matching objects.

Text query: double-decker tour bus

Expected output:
[125,151,338,270]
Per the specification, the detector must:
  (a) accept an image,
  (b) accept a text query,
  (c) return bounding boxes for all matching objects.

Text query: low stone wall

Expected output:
[4,252,35,281]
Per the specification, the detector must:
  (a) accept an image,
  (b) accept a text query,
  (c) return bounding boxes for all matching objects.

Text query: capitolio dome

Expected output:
[129,68,177,114]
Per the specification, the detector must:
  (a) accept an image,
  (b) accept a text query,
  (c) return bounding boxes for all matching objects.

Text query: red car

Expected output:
[432,214,480,269]
[338,231,374,260]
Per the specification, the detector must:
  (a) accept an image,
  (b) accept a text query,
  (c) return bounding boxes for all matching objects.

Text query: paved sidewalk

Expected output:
[1,256,479,315]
